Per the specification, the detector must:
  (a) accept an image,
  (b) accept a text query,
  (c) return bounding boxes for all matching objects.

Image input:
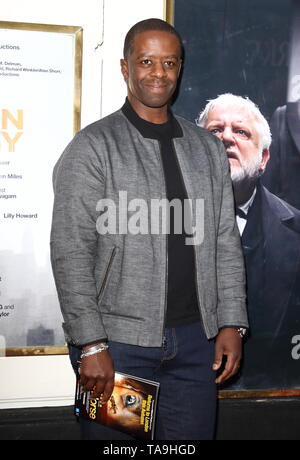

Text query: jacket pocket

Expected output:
[97,246,118,304]
[101,311,145,322]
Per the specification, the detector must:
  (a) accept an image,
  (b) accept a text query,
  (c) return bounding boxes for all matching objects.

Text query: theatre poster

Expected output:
[0,22,82,355]
[167,0,300,395]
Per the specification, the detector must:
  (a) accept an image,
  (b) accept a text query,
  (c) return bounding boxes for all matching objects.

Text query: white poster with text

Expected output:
[0,25,80,350]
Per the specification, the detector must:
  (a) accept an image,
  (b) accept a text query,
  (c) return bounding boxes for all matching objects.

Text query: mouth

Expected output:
[146,85,167,91]
[226,151,239,161]
[145,80,168,89]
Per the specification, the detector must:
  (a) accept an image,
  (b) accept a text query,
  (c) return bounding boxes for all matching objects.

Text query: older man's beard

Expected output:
[230,155,262,186]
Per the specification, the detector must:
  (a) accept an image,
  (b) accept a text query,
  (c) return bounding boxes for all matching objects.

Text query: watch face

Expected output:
[236,328,247,337]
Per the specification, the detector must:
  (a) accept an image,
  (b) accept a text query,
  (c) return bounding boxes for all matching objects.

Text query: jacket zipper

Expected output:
[97,246,117,302]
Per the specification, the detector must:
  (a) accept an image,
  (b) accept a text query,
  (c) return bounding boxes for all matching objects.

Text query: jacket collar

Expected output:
[121,98,183,140]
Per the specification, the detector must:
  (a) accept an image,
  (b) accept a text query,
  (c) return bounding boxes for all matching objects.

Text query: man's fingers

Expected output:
[215,364,232,384]
[215,354,240,384]
[90,379,106,399]
[101,378,115,403]
[80,375,96,392]
[90,376,114,402]
[213,350,223,371]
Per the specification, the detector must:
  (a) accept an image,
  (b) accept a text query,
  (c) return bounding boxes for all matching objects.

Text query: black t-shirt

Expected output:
[122,99,200,328]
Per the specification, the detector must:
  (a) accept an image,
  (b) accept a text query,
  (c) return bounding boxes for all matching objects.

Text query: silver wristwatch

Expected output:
[235,327,247,338]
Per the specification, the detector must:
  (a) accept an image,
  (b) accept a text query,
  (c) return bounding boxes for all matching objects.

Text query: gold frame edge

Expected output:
[164,0,175,25]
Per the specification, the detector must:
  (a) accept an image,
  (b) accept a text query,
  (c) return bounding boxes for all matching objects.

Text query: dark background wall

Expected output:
[172,0,291,123]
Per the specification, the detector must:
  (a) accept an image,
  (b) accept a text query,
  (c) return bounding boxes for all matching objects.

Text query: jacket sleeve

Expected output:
[215,140,249,329]
[50,131,107,346]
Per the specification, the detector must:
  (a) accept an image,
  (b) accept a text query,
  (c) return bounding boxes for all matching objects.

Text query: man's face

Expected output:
[205,104,270,184]
[120,30,182,120]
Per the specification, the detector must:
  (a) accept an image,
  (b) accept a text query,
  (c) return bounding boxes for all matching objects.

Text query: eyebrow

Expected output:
[206,120,223,127]
[206,120,249,126]
[136,53,180,59]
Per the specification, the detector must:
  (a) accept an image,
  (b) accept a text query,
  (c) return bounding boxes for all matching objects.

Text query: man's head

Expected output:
[197,94,272,186]
[120,19,183,122]
[123,18,183,60]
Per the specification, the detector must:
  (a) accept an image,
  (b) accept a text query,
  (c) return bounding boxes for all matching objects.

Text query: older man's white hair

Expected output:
[196,93,272,151]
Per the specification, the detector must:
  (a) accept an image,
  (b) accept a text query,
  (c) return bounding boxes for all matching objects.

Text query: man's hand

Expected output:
[213,328,242,384]
[79,344,115,403]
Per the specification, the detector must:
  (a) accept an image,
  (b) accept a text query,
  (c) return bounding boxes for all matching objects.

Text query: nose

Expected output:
[221,126,236,147]
[222,126,235,141]
[150,61,166,79]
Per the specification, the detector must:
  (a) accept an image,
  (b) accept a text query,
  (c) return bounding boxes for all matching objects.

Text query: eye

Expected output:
[141,59,151,65]
[165,60,175,67]
[235,129,249,139]
[210,128,221,135]
[124,394,138,407]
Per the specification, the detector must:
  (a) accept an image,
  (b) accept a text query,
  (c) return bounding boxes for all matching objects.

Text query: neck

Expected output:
[127,95,169,124]
[233,180,257,206]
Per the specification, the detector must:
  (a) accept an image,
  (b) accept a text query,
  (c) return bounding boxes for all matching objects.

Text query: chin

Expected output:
[143,90,173,107]
[231,170,261,188]
[230,167,244,182]
[145,97,170,108]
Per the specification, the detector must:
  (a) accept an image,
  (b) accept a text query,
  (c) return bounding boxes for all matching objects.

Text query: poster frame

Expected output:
[165,0,300,399]
[0,20,83,357]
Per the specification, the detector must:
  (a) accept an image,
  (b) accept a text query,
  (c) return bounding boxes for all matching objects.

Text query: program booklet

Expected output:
[74,371,160,440]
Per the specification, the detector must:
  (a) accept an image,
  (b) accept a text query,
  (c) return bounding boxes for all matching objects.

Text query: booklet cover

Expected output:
[74,371,160,440]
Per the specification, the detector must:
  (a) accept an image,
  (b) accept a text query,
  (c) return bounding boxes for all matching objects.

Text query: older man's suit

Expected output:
[228,182,300,390]
[263,102,300,210]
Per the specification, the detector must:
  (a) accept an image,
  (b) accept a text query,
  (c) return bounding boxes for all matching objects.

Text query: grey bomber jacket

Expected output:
[50,106,248,347]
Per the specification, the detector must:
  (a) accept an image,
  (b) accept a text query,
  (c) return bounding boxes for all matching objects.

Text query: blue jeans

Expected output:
[69,321,216,440]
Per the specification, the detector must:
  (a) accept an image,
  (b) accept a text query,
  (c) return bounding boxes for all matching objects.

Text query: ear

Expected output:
[120,59,128,81]
[177,59,182,77]
[259,148,270,173]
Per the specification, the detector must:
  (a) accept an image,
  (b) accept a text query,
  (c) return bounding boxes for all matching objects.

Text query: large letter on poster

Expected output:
[0,22,82,356]
[168,0,300,395]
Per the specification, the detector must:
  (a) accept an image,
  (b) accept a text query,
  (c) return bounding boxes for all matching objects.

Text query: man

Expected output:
[198,93,300,389]
[51,20,248,440]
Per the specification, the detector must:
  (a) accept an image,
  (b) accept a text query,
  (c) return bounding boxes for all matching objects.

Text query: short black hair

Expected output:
[123,18,183,59]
